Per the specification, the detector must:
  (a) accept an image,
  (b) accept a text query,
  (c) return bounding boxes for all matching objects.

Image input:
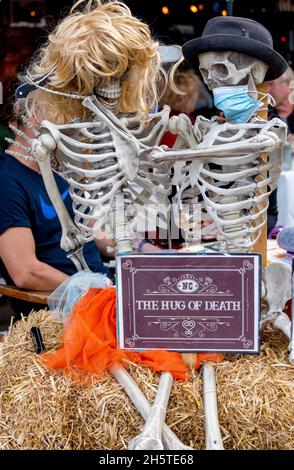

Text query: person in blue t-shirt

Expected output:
[0,127,113,314]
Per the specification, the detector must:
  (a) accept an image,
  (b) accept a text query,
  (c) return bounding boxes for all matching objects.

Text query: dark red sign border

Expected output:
[116,253,261,354]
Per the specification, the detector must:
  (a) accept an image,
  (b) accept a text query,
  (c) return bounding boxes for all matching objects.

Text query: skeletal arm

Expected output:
[150,133,281,162]
[151,115,286,163]
[32,133,89,271]
[32,134,82,252]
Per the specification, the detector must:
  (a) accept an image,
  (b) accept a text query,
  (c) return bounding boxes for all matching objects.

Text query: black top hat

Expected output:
[182,16,287,81]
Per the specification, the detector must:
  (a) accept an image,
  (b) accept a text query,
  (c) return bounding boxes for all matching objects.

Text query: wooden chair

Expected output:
[0,284,51,305]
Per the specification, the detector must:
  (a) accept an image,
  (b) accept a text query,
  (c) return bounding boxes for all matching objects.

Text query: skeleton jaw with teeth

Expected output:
[95,78,121,112]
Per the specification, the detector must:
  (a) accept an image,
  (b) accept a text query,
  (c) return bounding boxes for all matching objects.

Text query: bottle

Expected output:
[282,140,292,171]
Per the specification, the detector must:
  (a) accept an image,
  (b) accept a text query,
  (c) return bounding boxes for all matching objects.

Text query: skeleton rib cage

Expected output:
[40,98,172,248]
[38,96,286,254]
[168,116,286,250]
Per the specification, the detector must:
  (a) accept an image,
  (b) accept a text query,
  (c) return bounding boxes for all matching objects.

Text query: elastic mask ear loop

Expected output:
[248,89,276,112]
[268,93,276,107]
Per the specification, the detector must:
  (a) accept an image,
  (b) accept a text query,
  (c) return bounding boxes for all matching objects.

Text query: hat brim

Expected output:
[182,34,288,81]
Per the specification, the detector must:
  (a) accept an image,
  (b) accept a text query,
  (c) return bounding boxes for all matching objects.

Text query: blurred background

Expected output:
[1,0,294,80]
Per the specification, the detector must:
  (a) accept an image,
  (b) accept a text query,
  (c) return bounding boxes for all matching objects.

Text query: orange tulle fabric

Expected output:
[41,287,223,383]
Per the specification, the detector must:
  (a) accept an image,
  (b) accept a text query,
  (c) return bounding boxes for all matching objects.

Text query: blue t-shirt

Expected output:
[0,153,109,283]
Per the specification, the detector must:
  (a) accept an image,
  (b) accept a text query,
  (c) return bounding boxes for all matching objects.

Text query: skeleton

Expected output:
[21,90,192,451]
[20,51,285,451]
[23,90,228,450]
[194,53,292,363]
[150,52,287,251]
[11,4,288,449]
[126,52,288,448]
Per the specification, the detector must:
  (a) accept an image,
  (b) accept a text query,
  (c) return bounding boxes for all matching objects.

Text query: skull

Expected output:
[198,51,269,90]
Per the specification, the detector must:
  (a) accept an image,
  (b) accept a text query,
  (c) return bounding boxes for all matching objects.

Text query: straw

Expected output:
[0,310,293,449]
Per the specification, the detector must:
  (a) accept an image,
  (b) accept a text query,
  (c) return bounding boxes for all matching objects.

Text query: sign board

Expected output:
[116,253,261,353]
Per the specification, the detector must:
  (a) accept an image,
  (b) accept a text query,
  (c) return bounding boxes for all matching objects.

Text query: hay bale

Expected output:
[216,329,294,450]
[0,310,293,450]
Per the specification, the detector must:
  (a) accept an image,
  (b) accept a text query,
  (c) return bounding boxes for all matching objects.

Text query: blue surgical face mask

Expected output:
[212,85,269,124]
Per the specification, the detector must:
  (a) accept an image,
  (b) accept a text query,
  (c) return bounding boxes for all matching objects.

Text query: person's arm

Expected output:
[138,239,164,253]
[94,233,114,258]
[267,188,278,236]
[0,227,69,290]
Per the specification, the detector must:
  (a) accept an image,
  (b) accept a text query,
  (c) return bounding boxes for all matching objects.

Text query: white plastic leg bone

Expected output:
[272,312,291,340]
[202,363,224,450]
[109,365,193,450]
[128,371,174,450]
[262,263,292,343]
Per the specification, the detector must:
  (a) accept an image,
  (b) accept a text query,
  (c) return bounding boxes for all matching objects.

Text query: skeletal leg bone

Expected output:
[262,263,292,346]
[272,312,291,340]
[127,371,173,450]
[109,365,193,450]
[202,363,224,450]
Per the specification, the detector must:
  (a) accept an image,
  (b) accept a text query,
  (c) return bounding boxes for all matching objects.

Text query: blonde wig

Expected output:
[160,68,200,114]
[21,0,163,124]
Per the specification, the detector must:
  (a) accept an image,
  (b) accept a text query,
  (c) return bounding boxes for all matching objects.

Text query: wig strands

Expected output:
[22,0,162,125]
[0,310,293,450]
